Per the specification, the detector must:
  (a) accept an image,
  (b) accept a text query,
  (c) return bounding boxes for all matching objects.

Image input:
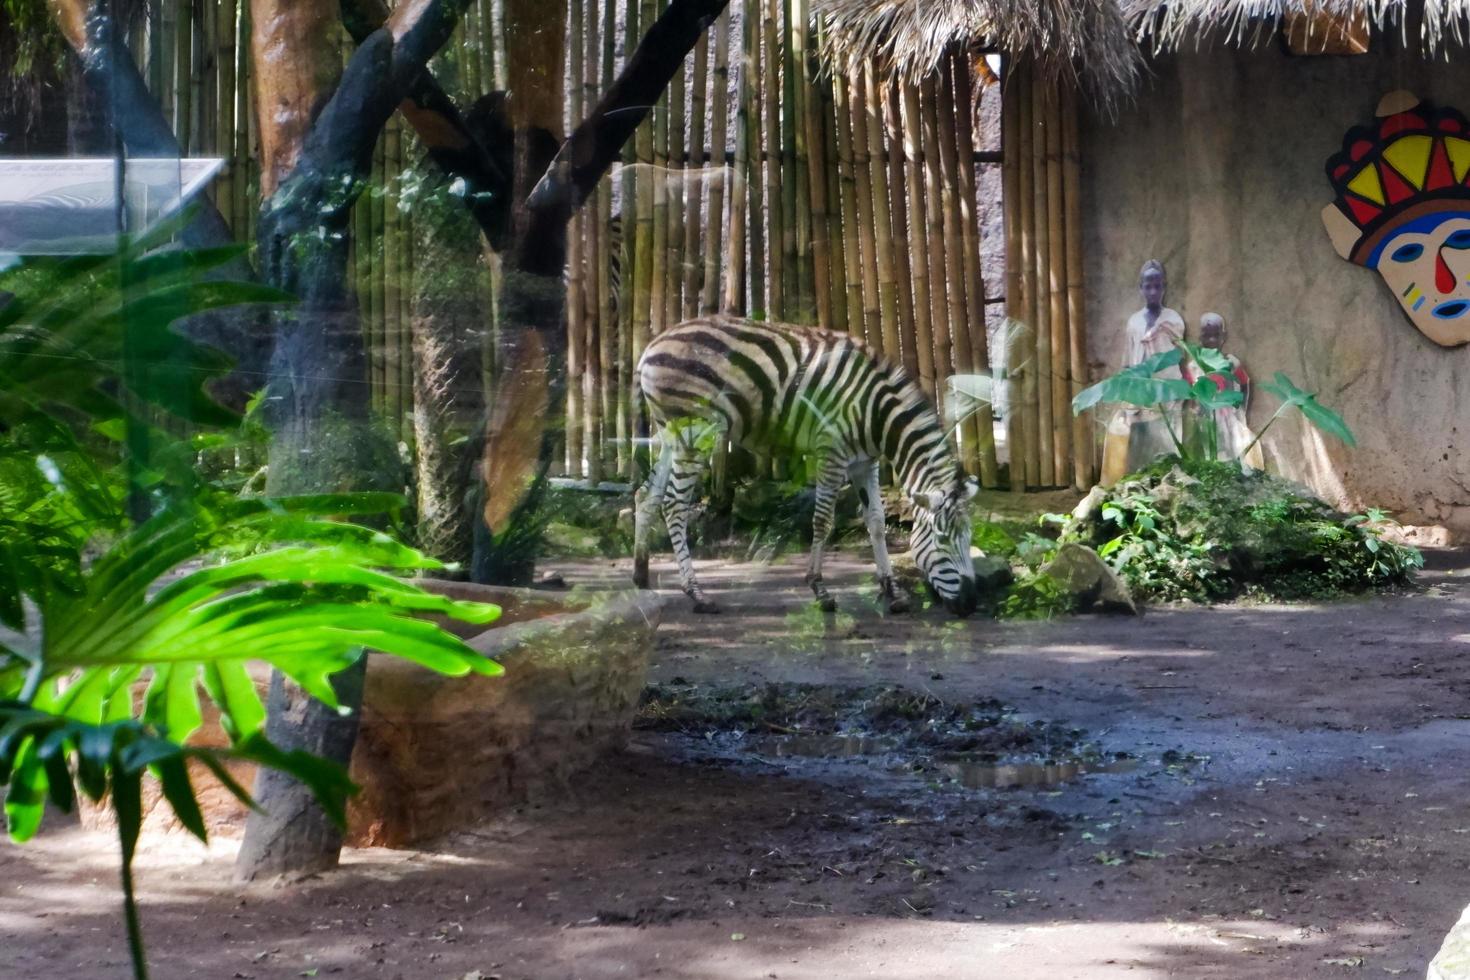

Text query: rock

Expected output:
[971,552,1015,593]
[1042,542,1138,615]
[1429,903,1470,980]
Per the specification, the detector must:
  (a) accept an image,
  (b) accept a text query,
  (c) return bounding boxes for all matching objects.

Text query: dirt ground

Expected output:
[6,548,1470,979]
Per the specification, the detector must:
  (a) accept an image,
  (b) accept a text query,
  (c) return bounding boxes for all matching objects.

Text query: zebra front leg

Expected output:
[663,442,719,613]
[850,459,908,614]
[632,438,674,589]
[806,455,850,613]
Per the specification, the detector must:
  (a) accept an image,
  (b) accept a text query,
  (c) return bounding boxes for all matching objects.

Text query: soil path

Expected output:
[5,550,1470,979]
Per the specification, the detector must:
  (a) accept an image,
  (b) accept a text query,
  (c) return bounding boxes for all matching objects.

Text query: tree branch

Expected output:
[526,0,730,229]
[339,0,514,249]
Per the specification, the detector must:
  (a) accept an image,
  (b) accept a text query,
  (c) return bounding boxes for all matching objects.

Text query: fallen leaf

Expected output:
[731,933,746,942]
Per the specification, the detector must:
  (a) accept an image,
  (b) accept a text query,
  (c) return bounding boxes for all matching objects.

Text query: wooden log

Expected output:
[935,54,979,473]
[699,7,732,314]
[760,0,784,319]
[846,72,880,351]
[898,82,936,405]
[682,31,709,317]
[1002,61,1023,491]
[833,72,861,333]
[1045,73,1070,488]
[918,75,952,436]
[952,51,999,487]
[863,66,900,362]
[882,77,918,383]
[1062,82,1092,489]
[1031,78,1054,487]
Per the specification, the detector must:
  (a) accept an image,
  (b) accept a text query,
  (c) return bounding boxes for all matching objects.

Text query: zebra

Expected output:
[631,314,980,617]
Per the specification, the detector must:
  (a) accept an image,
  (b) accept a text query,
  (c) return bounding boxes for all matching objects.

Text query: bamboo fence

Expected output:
[116,0,1092,490]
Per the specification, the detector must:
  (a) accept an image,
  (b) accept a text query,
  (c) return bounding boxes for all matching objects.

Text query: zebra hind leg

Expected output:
[805,455,850,613]
[662,438,719,613]
[632,437,674,589]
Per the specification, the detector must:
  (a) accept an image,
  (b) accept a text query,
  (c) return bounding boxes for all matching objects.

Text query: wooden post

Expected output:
[216,0,238,232]
[584,0,604,481]
[741,1,766,318]
[649,0,671,341]
[630,0,657,366]
[795,0,830,326]
[822,64,847,330]
[899,82,937,405]
[1017,66,1040,490]
[779,0,801,316]
[833,72,862,334]
[1062,82,1092,489]
[567,0,587,476]
[724,10,749,314]
[935,55,978,473]
[952,51,999,487]
[862,66,900,362]
[699,7,731,314]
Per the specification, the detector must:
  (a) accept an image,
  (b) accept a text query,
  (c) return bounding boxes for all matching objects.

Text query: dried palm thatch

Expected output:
[813,0,1141,105]
[1127,0,1470,56]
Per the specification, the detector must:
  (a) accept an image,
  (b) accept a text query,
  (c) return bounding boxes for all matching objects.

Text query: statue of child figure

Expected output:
[1184,312,1265,470]
[1100,260,1186,485]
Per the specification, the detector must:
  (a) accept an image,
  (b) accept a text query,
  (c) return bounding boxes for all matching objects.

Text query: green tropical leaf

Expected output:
[1258,372,1356,447]
[1073,349,1189,414]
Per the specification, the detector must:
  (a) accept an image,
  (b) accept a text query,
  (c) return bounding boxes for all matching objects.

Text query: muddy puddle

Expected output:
[638,681,1132,792]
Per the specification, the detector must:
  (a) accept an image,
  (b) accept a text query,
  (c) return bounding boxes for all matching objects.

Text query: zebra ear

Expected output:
[910,490,945,512]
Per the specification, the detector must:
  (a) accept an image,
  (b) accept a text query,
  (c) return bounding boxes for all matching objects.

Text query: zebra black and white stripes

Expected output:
[632,314,980,616]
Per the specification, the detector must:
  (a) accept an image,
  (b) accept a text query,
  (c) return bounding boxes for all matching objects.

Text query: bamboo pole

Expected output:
[935,56,978,473]
[899,82,937,406]
[1002,65,1023,490]
[1031,79,1054,487]
[649,0,671,343]
[847,73,881,351]
[630,0,657,363]
[372,133,388,412]
[388,119,408,432]
[796,0,829,325]
[882,78,917,382]
[760,0,784,319]
[598,0,617,477]
[665,27,687,327]
[567,0,587,476]
[724,10,749,314]
[201,0,216,160]
[176,0,192,150]
[1045,74,1070,487]
[584,0,604,482]
[787,0,813,320]
[481,0,498,94]
[863,66,900,366]
[1062,83,1092,489]
[778,0,799,316]
[918,75,952,435]
[821,63,847,331]
[952,52,999,486]
[149,0,165,98]
[743,2,767,318]
[160,0,178,130]
[1016,65,1040,490]
[699,7,731,314]
[216,0,237,231]
[465,2,483,98]
[681,31,709,318]
[834,73,862,333]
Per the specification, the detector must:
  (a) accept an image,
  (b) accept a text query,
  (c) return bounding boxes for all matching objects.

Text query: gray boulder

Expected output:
[1042,542,1138,615]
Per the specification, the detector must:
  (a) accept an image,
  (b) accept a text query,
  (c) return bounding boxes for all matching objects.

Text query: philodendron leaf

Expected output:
[1189,377,1243,412]
[1259,372,1356,447]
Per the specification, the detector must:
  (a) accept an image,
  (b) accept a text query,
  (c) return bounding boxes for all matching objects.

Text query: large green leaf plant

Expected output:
[0,233,501,980]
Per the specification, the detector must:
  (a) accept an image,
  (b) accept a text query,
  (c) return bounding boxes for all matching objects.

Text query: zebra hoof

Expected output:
[632,558,650,590]
[816,595,837,613]
[692,599,721,614]
[886,596,910,615]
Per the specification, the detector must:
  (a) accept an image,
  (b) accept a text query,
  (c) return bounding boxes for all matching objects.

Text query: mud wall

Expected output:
[1080,41,1470,536]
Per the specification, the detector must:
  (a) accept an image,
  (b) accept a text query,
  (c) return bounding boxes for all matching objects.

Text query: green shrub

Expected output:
[1064,458,1421,603]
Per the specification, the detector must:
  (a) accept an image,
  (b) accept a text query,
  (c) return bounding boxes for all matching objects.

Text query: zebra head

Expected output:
[909,476,980,617]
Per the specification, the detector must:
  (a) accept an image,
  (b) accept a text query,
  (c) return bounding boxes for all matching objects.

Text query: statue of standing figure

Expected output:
[1100,260,1186,486]
[1183,312,1265,470]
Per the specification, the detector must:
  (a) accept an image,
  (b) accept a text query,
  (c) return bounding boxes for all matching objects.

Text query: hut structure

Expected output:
[819,0,1470,537]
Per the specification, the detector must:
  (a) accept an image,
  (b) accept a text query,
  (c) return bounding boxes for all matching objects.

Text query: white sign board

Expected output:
[0,157,225,254]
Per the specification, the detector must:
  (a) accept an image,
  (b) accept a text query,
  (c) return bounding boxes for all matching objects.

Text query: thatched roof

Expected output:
[813,0,1142,103]
[1126,0,1470,56]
